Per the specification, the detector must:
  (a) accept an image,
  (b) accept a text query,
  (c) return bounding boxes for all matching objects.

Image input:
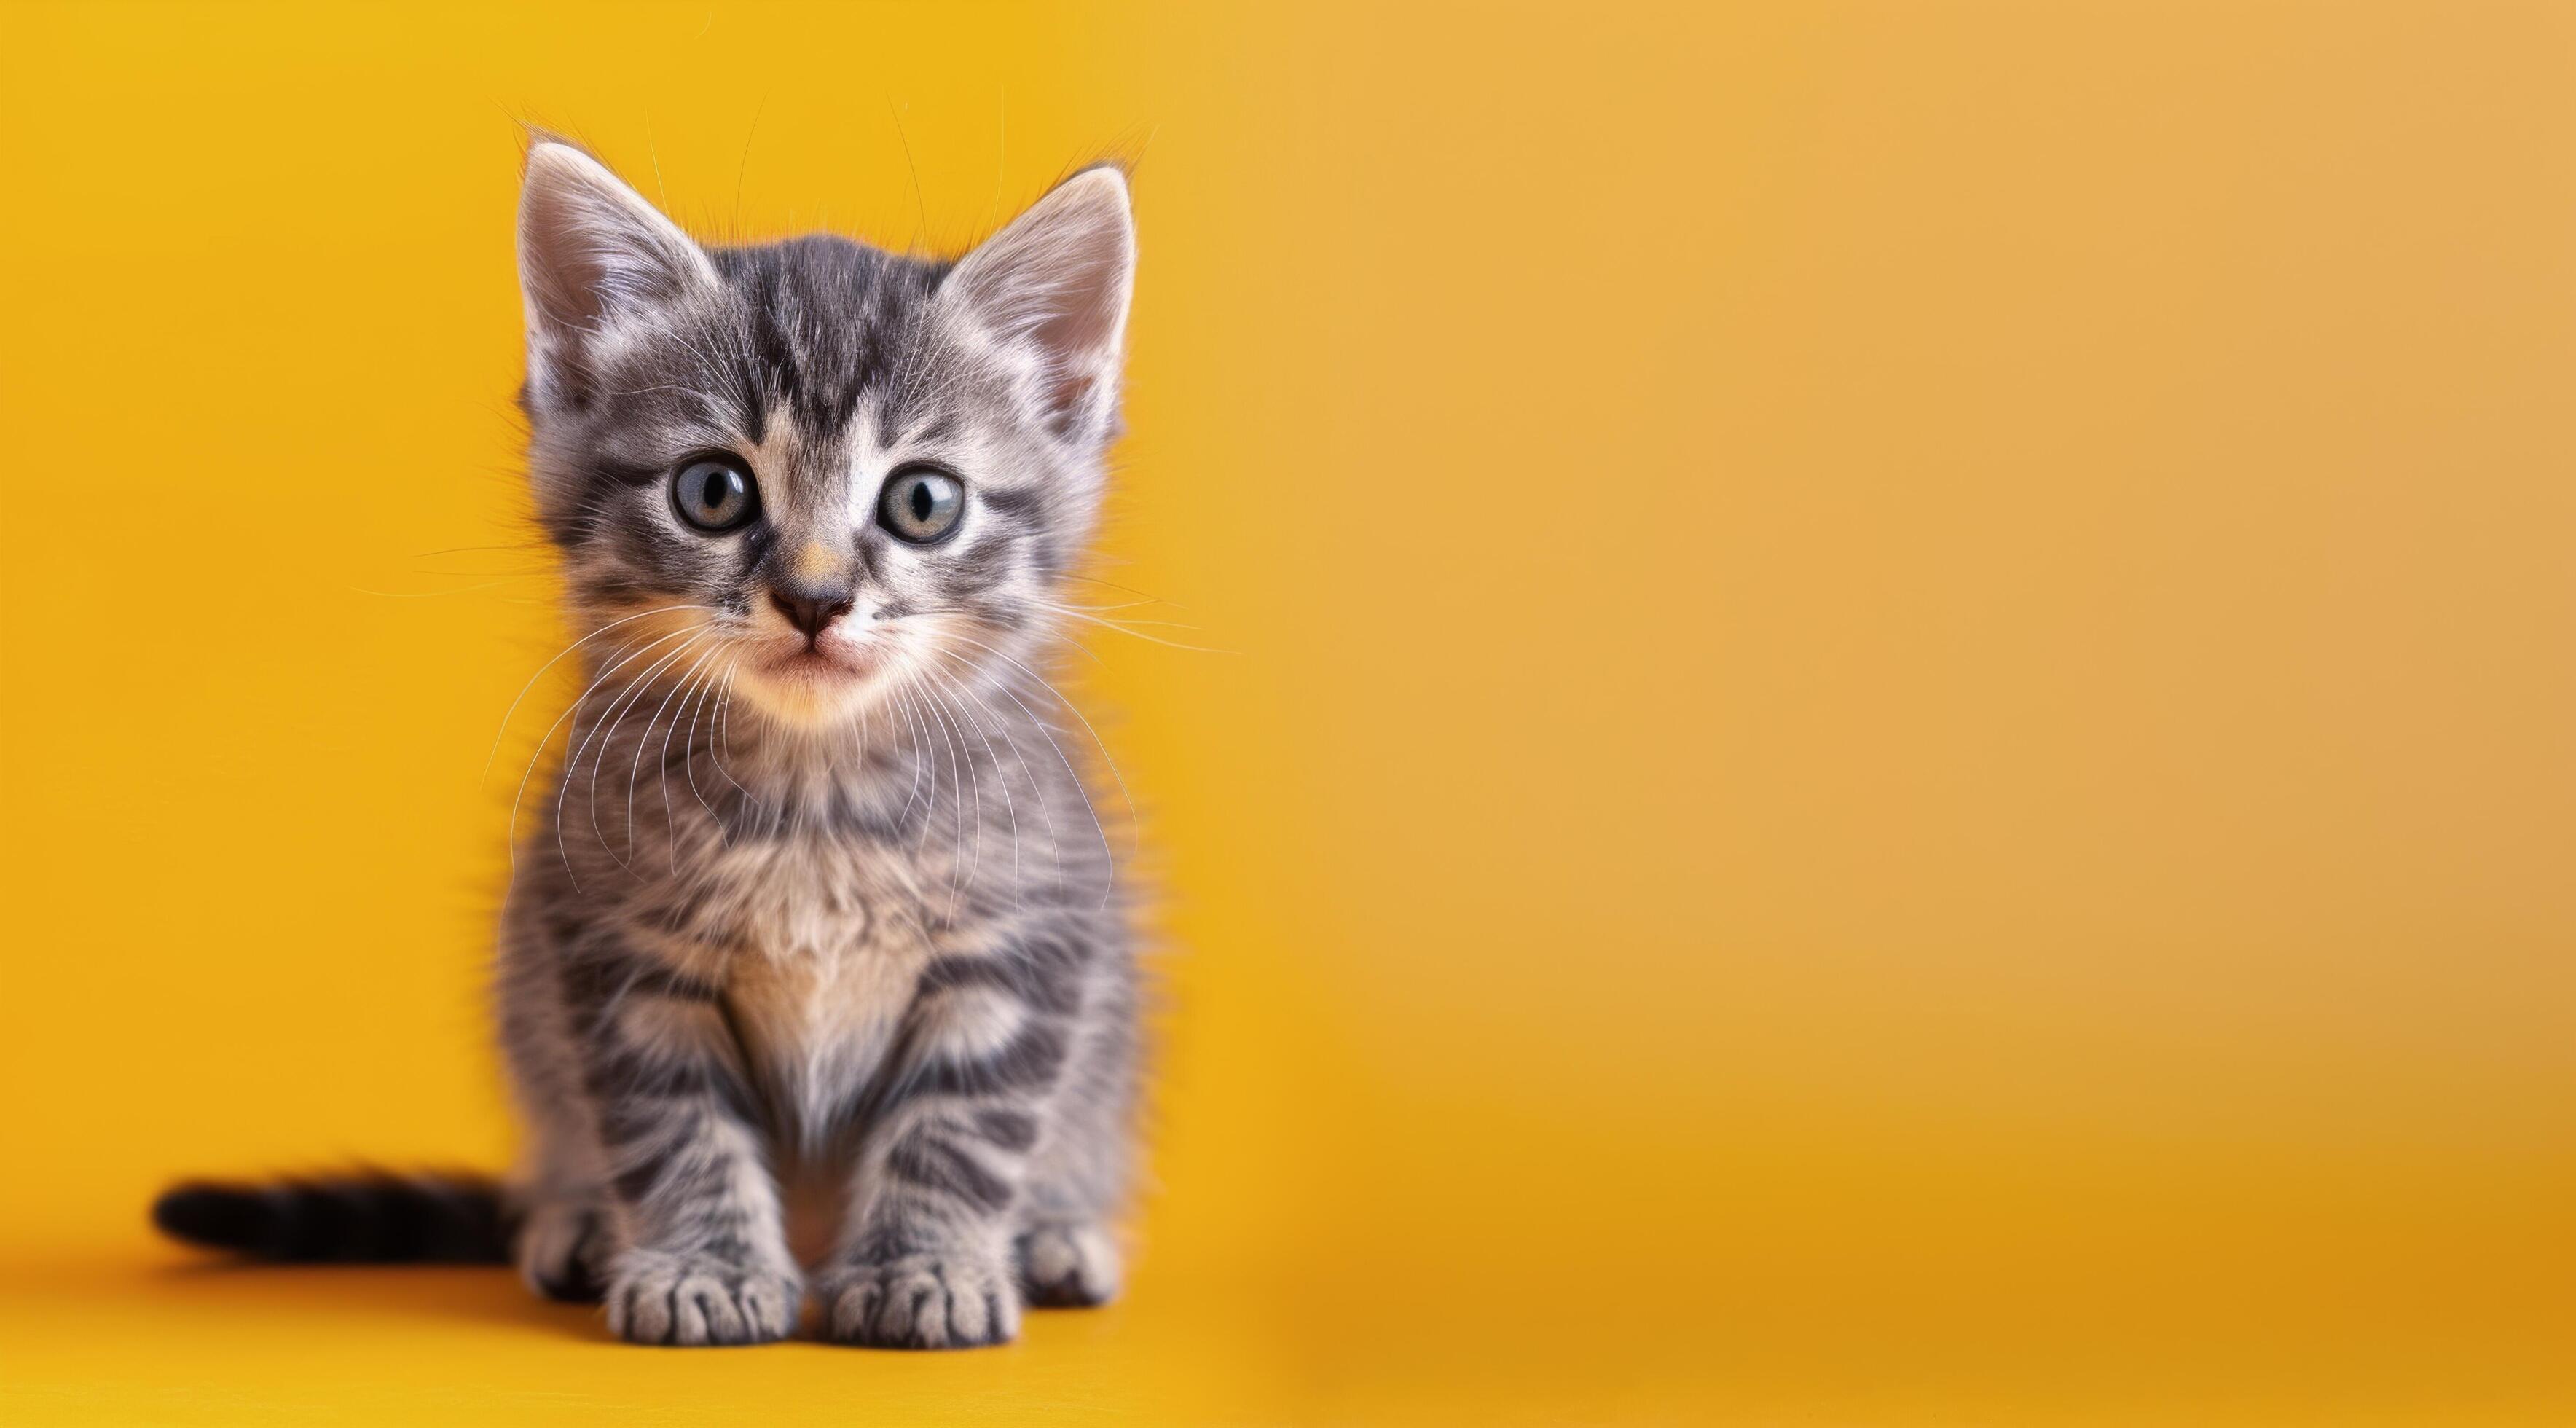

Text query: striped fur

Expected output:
[157,138,1144,1350]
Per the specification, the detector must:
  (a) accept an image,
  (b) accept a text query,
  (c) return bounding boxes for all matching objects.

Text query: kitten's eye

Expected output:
[877,466,965,544]
[671,458,760,533]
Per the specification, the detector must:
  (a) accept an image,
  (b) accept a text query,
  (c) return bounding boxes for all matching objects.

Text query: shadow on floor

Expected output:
[141,1258,609,1343]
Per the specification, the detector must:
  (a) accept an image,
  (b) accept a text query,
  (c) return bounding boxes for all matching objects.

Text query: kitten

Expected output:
[152,136,1144,1349]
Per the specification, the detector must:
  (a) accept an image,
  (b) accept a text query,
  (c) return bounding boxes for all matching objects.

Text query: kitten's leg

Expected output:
[510,1123,615,1303]
[559,941,800,1346]
[498,911,621,1304]
[1013,955,1139,1309]
[1013,1220,1122,1309]
[516,1186,613,1303]
[817,929,1100,1349]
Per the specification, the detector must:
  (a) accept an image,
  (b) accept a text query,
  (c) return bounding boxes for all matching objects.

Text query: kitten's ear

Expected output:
[943,165,1136,441]
[517,137,714,399]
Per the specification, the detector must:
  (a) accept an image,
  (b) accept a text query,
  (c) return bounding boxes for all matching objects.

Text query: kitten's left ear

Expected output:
[517,136,715,404]
[943,165,1137,442]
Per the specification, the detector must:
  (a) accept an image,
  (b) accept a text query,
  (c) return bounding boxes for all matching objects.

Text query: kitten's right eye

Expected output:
[671,457,761,533]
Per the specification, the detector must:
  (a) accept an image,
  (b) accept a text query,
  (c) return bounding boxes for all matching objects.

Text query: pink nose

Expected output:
[769,586,855,639]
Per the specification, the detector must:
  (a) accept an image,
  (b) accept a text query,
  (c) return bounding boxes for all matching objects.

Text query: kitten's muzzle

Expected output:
[769,585,855,640]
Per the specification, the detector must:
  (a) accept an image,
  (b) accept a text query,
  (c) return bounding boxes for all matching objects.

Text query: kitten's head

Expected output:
[515,138,1134,731]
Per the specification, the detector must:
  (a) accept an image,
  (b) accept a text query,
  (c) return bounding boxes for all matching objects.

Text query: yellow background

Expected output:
[4,2,2572,1422]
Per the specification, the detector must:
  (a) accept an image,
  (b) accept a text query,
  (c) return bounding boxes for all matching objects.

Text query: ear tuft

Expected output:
[517,139,713,401]
[944,166,1137,441]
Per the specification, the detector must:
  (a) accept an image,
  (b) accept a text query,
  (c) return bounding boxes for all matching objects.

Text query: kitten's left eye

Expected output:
[877,466,965,544]
[671,457,761,533]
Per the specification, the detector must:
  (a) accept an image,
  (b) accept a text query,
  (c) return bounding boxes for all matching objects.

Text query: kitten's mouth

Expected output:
[762,641,879,682]
[731,632,899,726]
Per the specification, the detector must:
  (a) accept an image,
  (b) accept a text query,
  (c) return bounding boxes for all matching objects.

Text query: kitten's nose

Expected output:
[769,585,855,640]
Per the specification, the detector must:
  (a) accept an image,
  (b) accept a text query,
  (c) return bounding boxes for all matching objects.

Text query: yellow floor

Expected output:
[6,1236,2569,1426]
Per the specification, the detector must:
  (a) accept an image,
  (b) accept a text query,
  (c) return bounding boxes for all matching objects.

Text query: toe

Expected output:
[823,1251,1018,1349]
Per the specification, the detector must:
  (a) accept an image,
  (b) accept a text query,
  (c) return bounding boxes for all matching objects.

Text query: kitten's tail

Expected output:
[152,1171,510,1264]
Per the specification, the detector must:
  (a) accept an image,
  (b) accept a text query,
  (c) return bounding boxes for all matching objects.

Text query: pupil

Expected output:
[910,482,935,521]
[702,472,729,509]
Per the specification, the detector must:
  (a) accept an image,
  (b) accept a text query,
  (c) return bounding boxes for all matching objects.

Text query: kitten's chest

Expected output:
[688,839,932,1133]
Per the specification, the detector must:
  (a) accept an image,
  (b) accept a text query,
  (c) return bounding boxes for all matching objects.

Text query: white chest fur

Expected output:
[692,836,935,1142]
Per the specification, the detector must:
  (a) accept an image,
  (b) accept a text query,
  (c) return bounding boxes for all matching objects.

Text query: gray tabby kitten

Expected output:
[153,137,1144,1350]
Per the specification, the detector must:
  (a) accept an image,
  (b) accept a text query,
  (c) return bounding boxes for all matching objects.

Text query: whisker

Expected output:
[890,682,941,852]
[893,682,933,832]
[677,656,730,855]
[920,662,1026,912]
[580,632,707,865]
[938,638,1117,904]
[911,672,987,922]
[926,646,1056,895]
[943,629,1139,863]
[350,577,537,600]
[559,632,705,884]
[507,624,697,868]
[410,542,550,560]
[707,657,758,806]
[484,603,696,787]
[632,639,726,853]
[668,662,721,871]
[1034,600,1235,655]
[1063,572,1185,608]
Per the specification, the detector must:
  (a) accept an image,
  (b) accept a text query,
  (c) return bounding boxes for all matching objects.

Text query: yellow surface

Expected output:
[4,2,2572,1422]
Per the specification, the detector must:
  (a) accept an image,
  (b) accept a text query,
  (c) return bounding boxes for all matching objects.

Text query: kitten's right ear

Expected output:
[517,137,714,400]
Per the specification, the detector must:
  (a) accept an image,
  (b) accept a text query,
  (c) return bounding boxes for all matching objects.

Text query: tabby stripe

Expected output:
[973,1108,1040,1153]
[909,1021,1070,1100]
[556,951,723,1037]
[916,954,1080,1016]
[885,1129,1015,1214]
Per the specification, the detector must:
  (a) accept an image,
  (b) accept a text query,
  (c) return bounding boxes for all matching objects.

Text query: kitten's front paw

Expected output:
[820,1248,1019,1349]
[1015,1221,1122,1308]
[605,1250,801,1346]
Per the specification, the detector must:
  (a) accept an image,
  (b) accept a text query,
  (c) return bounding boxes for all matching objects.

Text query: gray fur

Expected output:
[496,138,1142,1348]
